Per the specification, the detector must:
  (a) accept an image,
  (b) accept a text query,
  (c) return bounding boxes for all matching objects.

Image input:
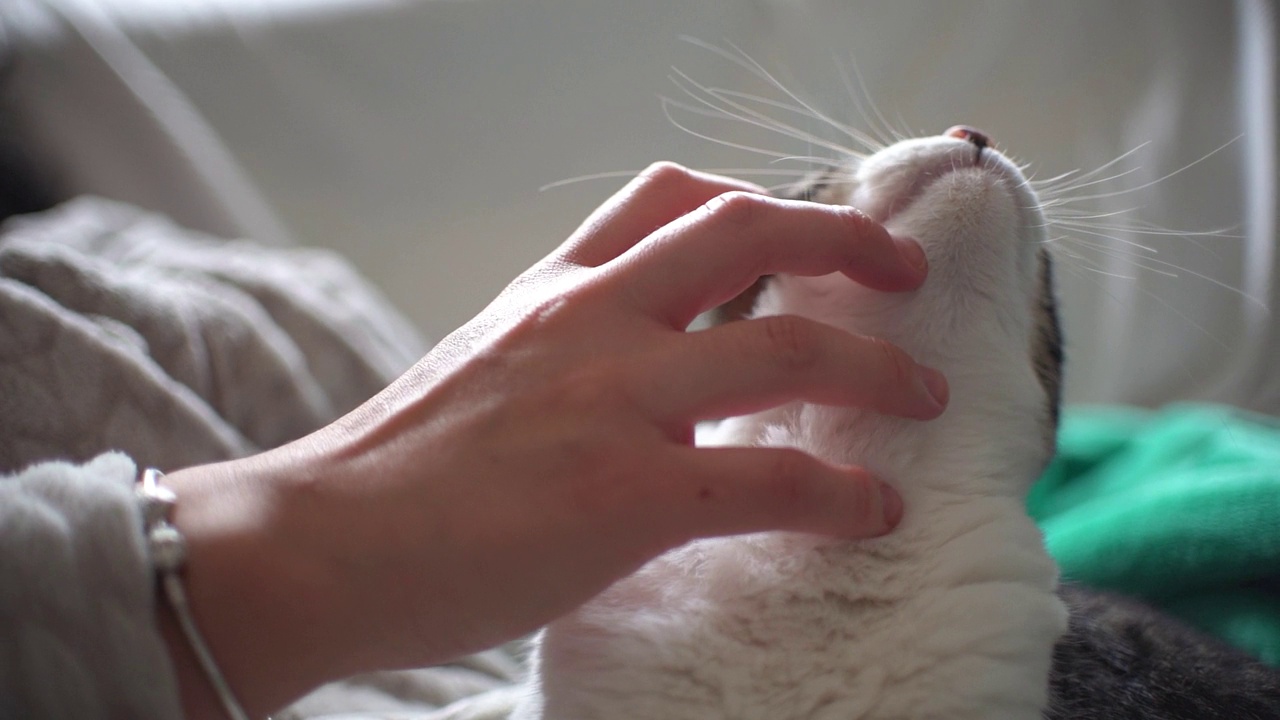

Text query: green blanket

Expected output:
[1029,403,1280,666]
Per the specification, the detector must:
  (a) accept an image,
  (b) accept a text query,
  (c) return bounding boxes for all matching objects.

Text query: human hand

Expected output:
[161,163,947,717]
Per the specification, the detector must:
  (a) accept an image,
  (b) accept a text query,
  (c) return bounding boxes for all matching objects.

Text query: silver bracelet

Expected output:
[137,468,251,720]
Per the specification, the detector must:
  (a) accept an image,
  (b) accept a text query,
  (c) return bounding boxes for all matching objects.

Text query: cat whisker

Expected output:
[539,167,811,192]
[1036,168,1145,200]
[709,168,815,177]
[1047,136,1241,204]
[1053,247,1139,281]
[661,86,807,136]
[1051,219,1241,259]
[660,98,806,161]
[1058,236,1175,274]
[671,87,857,161]
[1127,284,1234,351]
[772,154,855,166]
[763,181,807,193]
[668,70,866,159]
[1028,166,1085,188]
[1031,143,1151,193]
[666,81,859,161]
[707,87,884,153]
[680,37,875,154]
[833,55,902,148]
[1043,188,1155,205]
[1057,244,1234,352]
[1056,233,1269,310]
[1047,200,1242,258]
[1053,221,1175,253]
[1050,213,1241,241]
[1044,207,1142,221]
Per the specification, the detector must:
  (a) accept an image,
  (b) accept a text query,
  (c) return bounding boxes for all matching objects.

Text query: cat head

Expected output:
[726,127,1064,461]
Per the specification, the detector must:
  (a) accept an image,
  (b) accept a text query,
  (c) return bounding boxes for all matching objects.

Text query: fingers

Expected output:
[559,163,767,268]
[613,192,927,327]
[655,446,904,543]
[642,314,948,423]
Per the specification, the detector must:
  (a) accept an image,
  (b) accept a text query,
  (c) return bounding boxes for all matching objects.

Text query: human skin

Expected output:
[158,163,948,718]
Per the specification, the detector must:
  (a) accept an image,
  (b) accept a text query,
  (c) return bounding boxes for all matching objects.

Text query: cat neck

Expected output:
[699,366,1054,596]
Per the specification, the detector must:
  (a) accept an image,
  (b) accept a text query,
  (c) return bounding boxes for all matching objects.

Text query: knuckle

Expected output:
[833,207,881,264]
[529,294,572,324]
[703,191,767,229]
[556,364,633,420]
[834,205,875,235]
[637,161,693,192]
[507,294,574,341]
[761,315,822,372]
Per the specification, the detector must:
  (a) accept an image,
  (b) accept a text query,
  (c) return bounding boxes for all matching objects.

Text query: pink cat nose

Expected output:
[945,125,991,150]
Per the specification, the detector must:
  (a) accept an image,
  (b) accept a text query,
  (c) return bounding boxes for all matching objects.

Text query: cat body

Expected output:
[1048,584,1280,719]
[513,131,1069,720]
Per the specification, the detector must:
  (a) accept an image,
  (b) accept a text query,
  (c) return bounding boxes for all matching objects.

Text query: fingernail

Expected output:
[920,366,950,409]
[895,237,928,275]
[880,482,904,528]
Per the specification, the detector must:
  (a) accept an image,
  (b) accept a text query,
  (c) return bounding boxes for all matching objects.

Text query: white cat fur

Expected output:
[513,135,1070,720]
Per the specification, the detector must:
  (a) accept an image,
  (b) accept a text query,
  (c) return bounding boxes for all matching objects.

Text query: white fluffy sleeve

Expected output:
[0,452,182,719]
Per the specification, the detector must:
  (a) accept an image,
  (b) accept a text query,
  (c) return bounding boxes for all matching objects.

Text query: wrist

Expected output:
[159,453,358,717]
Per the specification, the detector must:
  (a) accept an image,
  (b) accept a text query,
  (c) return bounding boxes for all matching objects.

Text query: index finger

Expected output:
[558,163,767,268]
[610,192,927,328]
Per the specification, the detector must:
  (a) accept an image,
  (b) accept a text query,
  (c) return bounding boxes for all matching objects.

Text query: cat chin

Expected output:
[755,143,1044,377]
[849,136,1041,232]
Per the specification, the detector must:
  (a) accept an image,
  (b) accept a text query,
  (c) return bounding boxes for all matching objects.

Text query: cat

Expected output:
[512,125,1069,720]
[509,91,1280,714]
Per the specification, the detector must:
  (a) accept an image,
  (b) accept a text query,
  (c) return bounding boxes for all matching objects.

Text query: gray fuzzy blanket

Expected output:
[0,197,521,717]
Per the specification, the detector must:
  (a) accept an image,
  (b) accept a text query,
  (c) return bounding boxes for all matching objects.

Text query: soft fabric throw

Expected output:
[1030,404,1280,666]
[0,197,520,718]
